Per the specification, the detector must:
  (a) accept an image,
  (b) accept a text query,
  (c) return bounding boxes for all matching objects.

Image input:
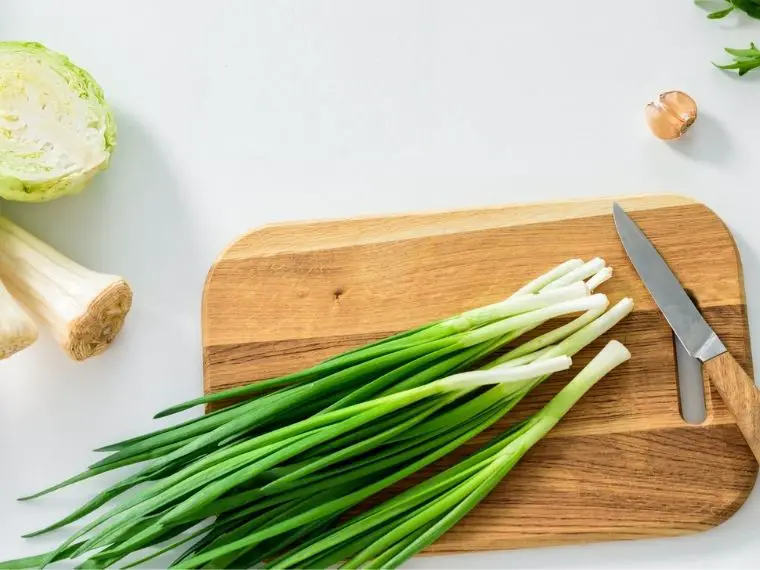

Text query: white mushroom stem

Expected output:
[0,216,132,361]
[0,276,38,360]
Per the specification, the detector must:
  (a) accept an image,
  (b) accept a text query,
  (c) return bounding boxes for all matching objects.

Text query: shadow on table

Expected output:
[667,111,733,166]
[2,108,202,319]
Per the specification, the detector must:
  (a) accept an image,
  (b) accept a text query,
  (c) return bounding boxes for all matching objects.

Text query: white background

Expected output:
[1,1,760,568]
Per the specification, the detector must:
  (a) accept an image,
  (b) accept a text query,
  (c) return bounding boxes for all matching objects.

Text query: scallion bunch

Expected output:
[1,258,632,569]
[268,340,631,570]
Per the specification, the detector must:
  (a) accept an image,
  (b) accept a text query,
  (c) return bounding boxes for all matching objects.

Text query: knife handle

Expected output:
[704,352,760,463]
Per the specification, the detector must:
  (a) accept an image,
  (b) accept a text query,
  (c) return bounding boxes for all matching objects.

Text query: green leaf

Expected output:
[153,319,458,418]
[318,344,460,413]
[708,6,735,17]
[174,412,504,568]
[714,42,760,76]
[270,419,526,568]
[93,399,247,452]
[171,518,244,566]
[260,399,447,493]
[380,465,513,569]
[120,526,209,570]
[715,58,760,73]
[195,492,340,566]
[731,0,760,18]
[234,517,339,569]
[724,46,760,58]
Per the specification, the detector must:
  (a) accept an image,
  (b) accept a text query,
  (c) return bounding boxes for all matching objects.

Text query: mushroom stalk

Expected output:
[0,216,132,361]
[0,276,38,360]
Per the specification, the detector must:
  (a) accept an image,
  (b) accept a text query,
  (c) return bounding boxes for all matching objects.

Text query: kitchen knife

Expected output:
[612,202,760,462]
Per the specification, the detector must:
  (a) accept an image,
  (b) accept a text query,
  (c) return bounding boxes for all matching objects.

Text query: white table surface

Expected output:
[2,1,760,568]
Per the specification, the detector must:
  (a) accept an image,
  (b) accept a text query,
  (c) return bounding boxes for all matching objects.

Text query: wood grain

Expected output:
[705,352,760,462]
[202,194,758,554]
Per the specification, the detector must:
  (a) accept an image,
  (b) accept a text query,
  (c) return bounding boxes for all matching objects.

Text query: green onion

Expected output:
[158,298,631,568]
[511,258,583,295]
[1,258,633,569]
[21,264,594,510]
[543,257,605,290]
[270,340,631,570]
[181,303,627,567]
[586,266,613,292]
[41,356,576,567]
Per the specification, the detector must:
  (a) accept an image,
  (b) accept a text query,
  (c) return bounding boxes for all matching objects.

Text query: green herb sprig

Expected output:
[695,1,760,76]
[714,43,760,75]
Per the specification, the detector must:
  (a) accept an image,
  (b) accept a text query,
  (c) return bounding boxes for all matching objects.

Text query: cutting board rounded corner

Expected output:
[201,222,279,303]
[201,219,313,368]
[201,228,257,354]
[710,479,760,530]
[692,199,748,295]
[677,196,740,249]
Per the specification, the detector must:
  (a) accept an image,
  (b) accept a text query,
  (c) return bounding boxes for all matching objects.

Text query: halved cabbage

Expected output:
[0,42,116,202]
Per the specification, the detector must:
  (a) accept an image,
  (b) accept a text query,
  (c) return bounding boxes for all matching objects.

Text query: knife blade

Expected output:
[612,202,760,462]
[612,202,726,362]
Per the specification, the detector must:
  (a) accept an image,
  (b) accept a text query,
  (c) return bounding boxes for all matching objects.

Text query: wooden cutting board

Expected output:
[201,194,757,554]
